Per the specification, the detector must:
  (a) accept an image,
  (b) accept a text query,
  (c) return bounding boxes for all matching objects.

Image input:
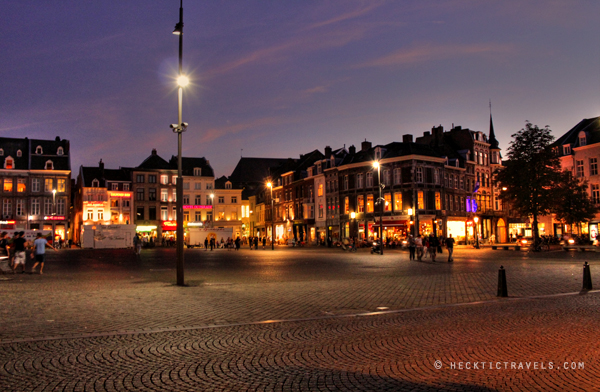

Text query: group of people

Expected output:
[0,231,57,274]
[203,236,243,251]
[407,234,455,262]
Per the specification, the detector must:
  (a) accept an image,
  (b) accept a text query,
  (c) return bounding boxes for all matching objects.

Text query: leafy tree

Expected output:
[553,173,599,235]
[494,121,562,249]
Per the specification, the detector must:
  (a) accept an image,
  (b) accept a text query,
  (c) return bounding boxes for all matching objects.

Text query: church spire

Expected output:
[488,100,500,150]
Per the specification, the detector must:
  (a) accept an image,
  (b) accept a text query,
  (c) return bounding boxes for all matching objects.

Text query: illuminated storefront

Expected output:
[446,219,466,242]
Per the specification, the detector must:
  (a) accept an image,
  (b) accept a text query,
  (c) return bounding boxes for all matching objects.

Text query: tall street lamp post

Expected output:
[210,194,214,226]
[267,182,274,250]
[373,161,383,255]
[171,0,188,287]
[474,216,480,249]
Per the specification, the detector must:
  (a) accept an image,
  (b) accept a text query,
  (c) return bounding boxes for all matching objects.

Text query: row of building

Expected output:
[1,115,599,246]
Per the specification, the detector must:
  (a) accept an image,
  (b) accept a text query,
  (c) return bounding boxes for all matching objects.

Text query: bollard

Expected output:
[497,265,508,297]
[582,262,593,291]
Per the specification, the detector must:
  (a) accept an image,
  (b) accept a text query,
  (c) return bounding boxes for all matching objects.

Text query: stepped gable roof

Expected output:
[79,166,130,188]
[229,157,290,185]
[170,156,214,177]
[552,117,600,148]
[136,149,172,170]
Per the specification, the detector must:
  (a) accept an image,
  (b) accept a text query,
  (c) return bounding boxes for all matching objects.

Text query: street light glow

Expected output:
[373,161,379,169]
[177,75,189,87]
[267,182,272,188]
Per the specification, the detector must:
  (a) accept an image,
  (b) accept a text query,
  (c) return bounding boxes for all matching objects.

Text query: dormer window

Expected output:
[4,157,14,169]
[36,146,43,154]
[45,160,54,170]
[57,147,64,155]
[563,145,571,155]
[16,150,22,157]
[193,167,201,176]
[225,181,232,189]
[92,179,99,187]
[579,131,587,147]
[0,149,3,156]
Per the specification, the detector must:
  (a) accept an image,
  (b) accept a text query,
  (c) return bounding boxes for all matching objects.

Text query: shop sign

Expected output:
[109,191,132,198]
[84,202,106,207]
[136,225,157,232]
[162,221,177,231]
[187,222,204,227]
[0,220,16,225]
[44,216,65,221]
[183,205,212,210]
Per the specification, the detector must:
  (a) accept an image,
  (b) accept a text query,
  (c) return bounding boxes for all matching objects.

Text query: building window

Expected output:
[148,207,156,220]
[366,195,374,213]
[91,179,99,188]
[394,192,402,212]
[45,178,53,192]
[434,169,440,185]
[193,195,201,205]
[16,199,24,216]
[45,160,54,170]
[57,179,66,192]
[123,184,129,191]
[98,210,104,221]
[416,167,423,183]
[418,191,424,209]
[231,196,237,203]
[16,150,22,158]
[563,145,571,155]
[590,158,598,176]
[31,199,40,215]
[0,149,3,156]
[592,184,600,204]
[193,168,201,176]
[36,146,43,154]
[136,174,145,183]
[87,209,94,220]
[148,188,157,201]
[110,183,117,190]
[319,204,323,218]
[136,188,144,201]
[393,168,401,185]
[225,182,232,189]
[3,179,12,192]
[160,175,168,185]
[357,195,364,213]
[57,199,65,215]
[111,200,119,208]
[383,170,391,186]
[206,195,212,205]
[579,133,587,146]
[32,178,40,192]
[344,175,349,190]
[160,207,168,221]
[3,199,11,217]
[218,196,224,204]
[318,184,323,196]
[172,189,176,202]
[4,158,14,169]
[344,197,349,214]
[576,160,584,178]
[148,175,157,183]
[366,173,373,187]
[161,189,168,202]
[435,192,441,210]
[206,183,213,190]
[384,193,391,211]
[44,199,52,215]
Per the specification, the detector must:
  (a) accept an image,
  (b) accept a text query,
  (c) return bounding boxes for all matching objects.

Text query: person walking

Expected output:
[415,235,423,261]
[11,232,29,274]
[133,233,141,256]
[249,236,253,250]
[235,236,240,251]
[253,236,259,250]
[446,234,455,262]
[0,232,10,274]
[204,236,209,251]
[408,235,416,260]
[429,235,438,262]
[210,237,215,251]
[31,233,57,274]
[262,237,266,249]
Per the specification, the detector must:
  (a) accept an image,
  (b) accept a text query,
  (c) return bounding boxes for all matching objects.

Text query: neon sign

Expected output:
[44,216,65,221]
[183,205,212,210]
[109,192,132,198]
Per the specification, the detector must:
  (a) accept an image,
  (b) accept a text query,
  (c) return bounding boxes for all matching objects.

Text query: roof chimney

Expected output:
[324,146,332,157]
[99,159,104,170]
[402,134,413,143]
[361,140,372,152]
[349,145,356,154]
[151,149,157,155]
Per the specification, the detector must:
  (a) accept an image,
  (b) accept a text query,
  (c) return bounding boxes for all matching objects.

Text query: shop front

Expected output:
[374,216,409,241]
[446,218,466,243]
[44,215,67,245]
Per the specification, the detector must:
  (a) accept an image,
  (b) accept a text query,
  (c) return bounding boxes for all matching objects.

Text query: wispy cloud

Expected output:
[197,117,285,144]
[355,42,515,68]
[305,2,385,30]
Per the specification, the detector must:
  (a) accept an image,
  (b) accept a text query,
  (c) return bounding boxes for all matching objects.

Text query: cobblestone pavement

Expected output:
[1,291,599,391]
[1,247,599,390]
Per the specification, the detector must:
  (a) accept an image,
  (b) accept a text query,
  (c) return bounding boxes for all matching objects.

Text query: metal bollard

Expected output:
[582,262,593,291]
[497,265,508,297]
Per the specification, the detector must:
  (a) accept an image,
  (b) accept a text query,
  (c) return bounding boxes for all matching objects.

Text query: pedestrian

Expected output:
[262,237,266,249]
[423,236,430,259]
[210,237,215,251]
[253,236,258,250]
[429,235,438,262]
[11,232,28,274]
[446,234,455,262]
[204,236,209,251]
[133,233,142,255]
[31,233,57,274]
[408,235,416,260]
[0,232,10,274]
[249,236,253,250]
[235,236,240,251]
[415,235,423,261]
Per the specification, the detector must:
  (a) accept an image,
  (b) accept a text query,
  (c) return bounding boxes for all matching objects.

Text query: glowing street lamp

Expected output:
[474,216,480,249]
[267,182,274,250]
[210,194,214,226]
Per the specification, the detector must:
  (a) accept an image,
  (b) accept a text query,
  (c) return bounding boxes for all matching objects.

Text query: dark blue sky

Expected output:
[2,1,599,177]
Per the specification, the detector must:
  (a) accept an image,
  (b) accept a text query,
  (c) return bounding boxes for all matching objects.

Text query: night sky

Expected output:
[2,1,599,178]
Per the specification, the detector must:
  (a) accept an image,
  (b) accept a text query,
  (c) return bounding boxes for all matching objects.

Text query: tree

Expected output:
[553,173,599,236]
[494,121,562,249]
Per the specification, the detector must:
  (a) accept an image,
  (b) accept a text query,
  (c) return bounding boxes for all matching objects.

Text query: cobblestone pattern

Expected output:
[1,248,599,342]
[1,293,599,391]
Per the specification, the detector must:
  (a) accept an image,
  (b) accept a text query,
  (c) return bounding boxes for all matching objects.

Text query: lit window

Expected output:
[4,158,14,169]
[45,178,53,192]
[384,193,391,211]
[17,179,25,192]
[418,191,424,209]
[318,184,323,196]
[357,195,364,213]
[160,175,168,185]
[3,179,13,192]
[394,192,402,212]
[435,192,441,210]
[57,147,64,155]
